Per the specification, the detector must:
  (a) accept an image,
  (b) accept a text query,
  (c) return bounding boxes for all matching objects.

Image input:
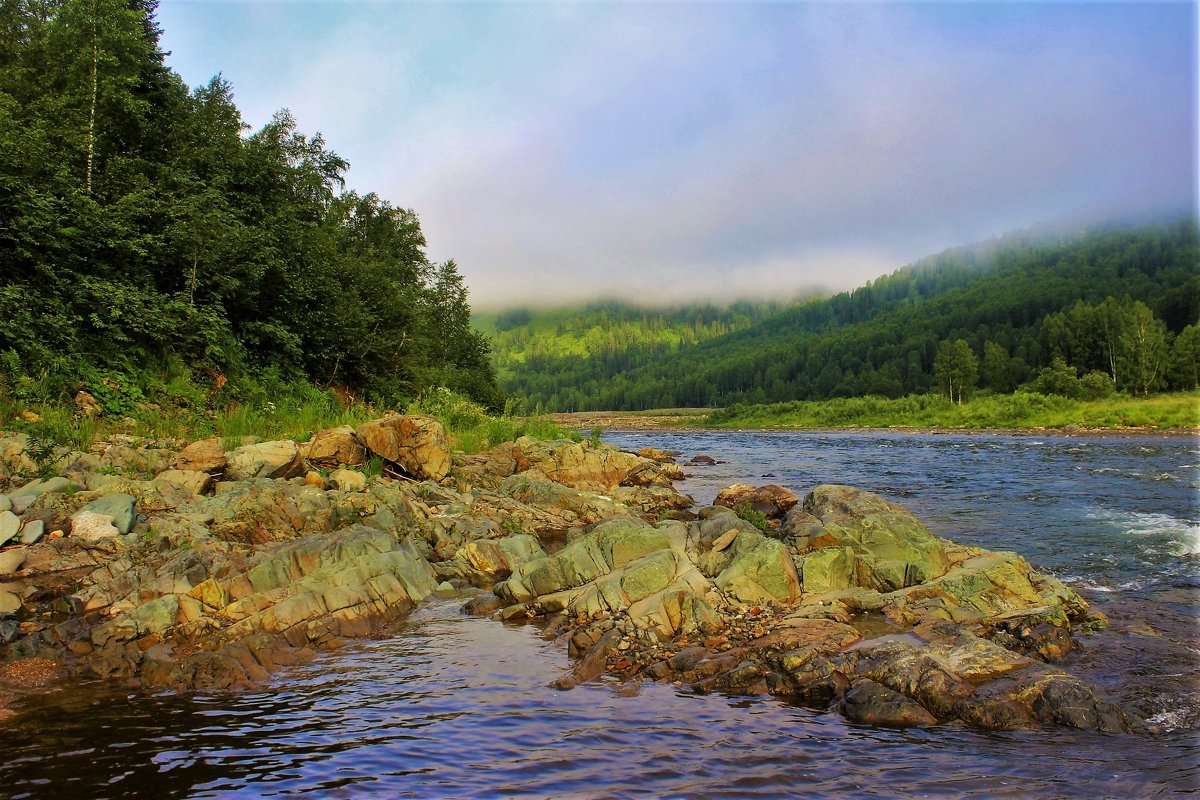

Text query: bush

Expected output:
[1079,370,1116,400]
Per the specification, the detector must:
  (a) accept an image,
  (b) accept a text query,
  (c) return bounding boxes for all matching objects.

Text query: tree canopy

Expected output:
[0,0,499,409]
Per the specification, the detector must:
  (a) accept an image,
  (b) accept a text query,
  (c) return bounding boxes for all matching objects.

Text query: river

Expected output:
[1,431,1196,798]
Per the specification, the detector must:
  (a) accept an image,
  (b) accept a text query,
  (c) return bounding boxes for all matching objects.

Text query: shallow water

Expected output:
[2,431,1197,798]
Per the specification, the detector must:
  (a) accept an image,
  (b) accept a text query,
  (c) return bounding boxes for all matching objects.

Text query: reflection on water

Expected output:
[4,601,1197,799]
[1,431,1197,798]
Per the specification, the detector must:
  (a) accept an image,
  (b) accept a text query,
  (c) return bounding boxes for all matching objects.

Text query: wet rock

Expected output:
[842,679,938,727]
[636,447,677,464]
[1021,673,1128,733]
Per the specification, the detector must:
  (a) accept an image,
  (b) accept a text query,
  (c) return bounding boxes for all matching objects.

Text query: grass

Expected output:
[407,387,577,454]
[704,391,1200,431]
[0,378,576,460]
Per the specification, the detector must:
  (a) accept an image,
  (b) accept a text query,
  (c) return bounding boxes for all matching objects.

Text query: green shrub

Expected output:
[736,502,770,533]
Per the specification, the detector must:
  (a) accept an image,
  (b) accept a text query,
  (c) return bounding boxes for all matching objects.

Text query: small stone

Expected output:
[18,519,44,545]
[71,511,119,541]
[328,469,367,493]
[711,529,738,553]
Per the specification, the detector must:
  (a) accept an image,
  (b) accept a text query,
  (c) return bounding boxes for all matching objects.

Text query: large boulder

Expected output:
[302,426,366,469]
[224,440,305,481]
[511,437,642,490]
[78,493,137,534]
[355,415,450,481]
[799,485,949,592]
[172,438,227,474]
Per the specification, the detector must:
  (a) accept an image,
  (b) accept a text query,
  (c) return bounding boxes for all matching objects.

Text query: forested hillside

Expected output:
[0,0,499,410]
[487,221,1199,410]
[476,301,783,410]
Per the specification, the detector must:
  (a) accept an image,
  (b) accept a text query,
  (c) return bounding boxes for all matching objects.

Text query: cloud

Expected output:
[158,2,1196,309]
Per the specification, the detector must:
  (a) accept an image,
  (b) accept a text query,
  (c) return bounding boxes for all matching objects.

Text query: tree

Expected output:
[1168,323,1200,390]
[981,340,1016,392]
[934,339,979,403]
[1119,301,1168,395]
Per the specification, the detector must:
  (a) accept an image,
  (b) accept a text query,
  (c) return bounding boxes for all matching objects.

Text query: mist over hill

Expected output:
[481,219,1199,411]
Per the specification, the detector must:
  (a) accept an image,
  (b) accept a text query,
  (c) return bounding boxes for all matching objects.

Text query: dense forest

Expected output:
[476,300,784,410]
[0,0,500,411]
[486,221,1199,411]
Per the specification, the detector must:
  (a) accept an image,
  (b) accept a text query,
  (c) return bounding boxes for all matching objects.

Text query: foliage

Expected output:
[12,420,64,479]
[0,1,499,413]
[476,300,781,411]
[705,391,1199,431]
[407,388,576,454]
[735,502,770,533]
[485,221,1198,411]
[363,455,385,480]
[933,339,979,404]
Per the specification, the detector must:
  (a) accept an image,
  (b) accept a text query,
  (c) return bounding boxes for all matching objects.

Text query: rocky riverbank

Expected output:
[0,417,1131,732]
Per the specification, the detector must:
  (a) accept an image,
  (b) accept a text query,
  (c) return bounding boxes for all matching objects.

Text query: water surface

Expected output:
[2,431,1196,798]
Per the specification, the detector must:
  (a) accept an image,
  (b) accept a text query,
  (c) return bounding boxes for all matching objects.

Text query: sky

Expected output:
[157,1,1197,309]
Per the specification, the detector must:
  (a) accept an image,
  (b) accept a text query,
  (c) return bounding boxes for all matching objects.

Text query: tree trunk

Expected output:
[84,8,97,194]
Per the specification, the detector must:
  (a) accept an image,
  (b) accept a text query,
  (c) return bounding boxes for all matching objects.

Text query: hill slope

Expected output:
[485,220,1199,410]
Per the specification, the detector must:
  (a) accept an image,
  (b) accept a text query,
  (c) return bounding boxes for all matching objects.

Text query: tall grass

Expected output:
[0,368,572,458]
[706,391,1200,431]
[408,387,577,453]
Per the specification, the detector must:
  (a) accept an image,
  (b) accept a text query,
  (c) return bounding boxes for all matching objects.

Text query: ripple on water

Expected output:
[4,431,1200,798]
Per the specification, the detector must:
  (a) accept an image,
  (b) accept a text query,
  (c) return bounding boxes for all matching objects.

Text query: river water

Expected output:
[1,431,1197,798]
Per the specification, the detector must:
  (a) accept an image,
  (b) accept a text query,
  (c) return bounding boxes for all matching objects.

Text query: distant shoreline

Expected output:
[547,410,1199,437]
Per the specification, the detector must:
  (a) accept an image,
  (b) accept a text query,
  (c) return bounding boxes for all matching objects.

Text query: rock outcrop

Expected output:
[0,431,1128,733]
